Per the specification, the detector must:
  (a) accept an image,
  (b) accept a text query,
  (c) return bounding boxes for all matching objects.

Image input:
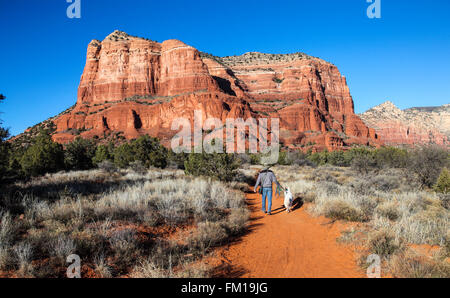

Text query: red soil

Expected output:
[216,188,364,278]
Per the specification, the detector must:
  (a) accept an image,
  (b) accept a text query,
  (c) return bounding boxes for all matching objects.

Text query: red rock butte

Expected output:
[52,30,380,151]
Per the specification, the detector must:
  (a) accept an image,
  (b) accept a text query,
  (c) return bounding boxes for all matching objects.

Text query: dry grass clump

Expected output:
[188,222,228,252]
[94,177,245,226]
[0,212,20,271]
[225,208,251,236]
[93,254,112,278]
[372,193,449,245]
[0,168,248,278]
[322,200,367,222]
[13,242,33,277]
[131,258,211,278]
[0,212,17,245]
[337,227,358,243]
[50,236,77,263]
[0,245,11,270]
[302,191,317,203]
[376,201,400,221]
[389,249,450,278]
[310,186,376,222]
[130,260,169,278]
[367,230,402,257]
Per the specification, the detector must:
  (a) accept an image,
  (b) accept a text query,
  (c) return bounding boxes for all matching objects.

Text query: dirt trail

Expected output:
[219,187,364,278]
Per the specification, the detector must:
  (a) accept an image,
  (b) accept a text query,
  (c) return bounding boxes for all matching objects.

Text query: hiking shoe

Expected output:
[267,212,272,216]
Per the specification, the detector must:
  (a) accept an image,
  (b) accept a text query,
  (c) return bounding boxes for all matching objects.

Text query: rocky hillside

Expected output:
[46,30,379,151]
[359,101,449,147]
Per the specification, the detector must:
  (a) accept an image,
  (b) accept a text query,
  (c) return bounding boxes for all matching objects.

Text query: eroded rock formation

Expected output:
[50,30,379,151]
[359,101,449,147]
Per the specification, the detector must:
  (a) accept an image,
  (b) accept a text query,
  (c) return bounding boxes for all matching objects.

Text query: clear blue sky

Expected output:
[1,0,449,136]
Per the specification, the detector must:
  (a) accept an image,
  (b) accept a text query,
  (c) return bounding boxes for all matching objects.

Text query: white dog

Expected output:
[284,187,293,213]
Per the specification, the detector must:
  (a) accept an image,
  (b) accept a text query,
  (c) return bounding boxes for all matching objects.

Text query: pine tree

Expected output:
[0,94,10,181]
[434,167,450,194]
[20,129,64,177]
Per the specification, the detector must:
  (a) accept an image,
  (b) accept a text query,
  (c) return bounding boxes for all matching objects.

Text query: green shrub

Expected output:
[131,135,167,169]
[167,151,188,169]
[92,144,113,166]
[351,151,377,174]
[303,146,411,170]
[0,128,9,181]
[0,94,10,181]
[327,150,348,167]
[184,152,240,182]
[277,151,290,165]
[113,143,135,168]
[408,146,449,188]
[236,153,251,165]
[112,135,167,169]
[7,157,22,179]
[20,130,64,177]
[249,153,261,165]
[434,168,450,194]
[374,146,408,168]
[284,151,310,166]
[307,150,329,166]
[64,137,96,170]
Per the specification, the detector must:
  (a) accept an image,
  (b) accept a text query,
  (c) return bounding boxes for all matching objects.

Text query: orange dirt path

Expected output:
[220,189,365,278]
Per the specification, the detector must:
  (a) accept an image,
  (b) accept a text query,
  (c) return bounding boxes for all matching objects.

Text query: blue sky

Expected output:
[1,0,449,136]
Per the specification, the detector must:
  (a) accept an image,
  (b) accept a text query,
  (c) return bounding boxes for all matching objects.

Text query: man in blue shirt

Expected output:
[254,168,281,215]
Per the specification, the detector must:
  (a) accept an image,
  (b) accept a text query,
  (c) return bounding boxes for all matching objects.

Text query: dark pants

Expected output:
[261,187,273,213]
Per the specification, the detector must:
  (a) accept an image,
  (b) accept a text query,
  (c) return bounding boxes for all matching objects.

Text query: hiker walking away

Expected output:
[254,168,282,215]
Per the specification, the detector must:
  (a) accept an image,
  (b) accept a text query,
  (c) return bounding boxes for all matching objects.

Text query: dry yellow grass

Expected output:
[0,168,249,278]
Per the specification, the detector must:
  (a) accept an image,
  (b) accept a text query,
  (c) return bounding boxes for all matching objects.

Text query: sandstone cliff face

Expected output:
[359,101,449,147]
[51,30,379,151]
[77,32,221,104]
[200,52,375,150]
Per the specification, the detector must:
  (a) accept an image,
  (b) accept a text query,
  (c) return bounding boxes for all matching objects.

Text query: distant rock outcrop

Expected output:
[45,30,379,151]
[359,101,449,147]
